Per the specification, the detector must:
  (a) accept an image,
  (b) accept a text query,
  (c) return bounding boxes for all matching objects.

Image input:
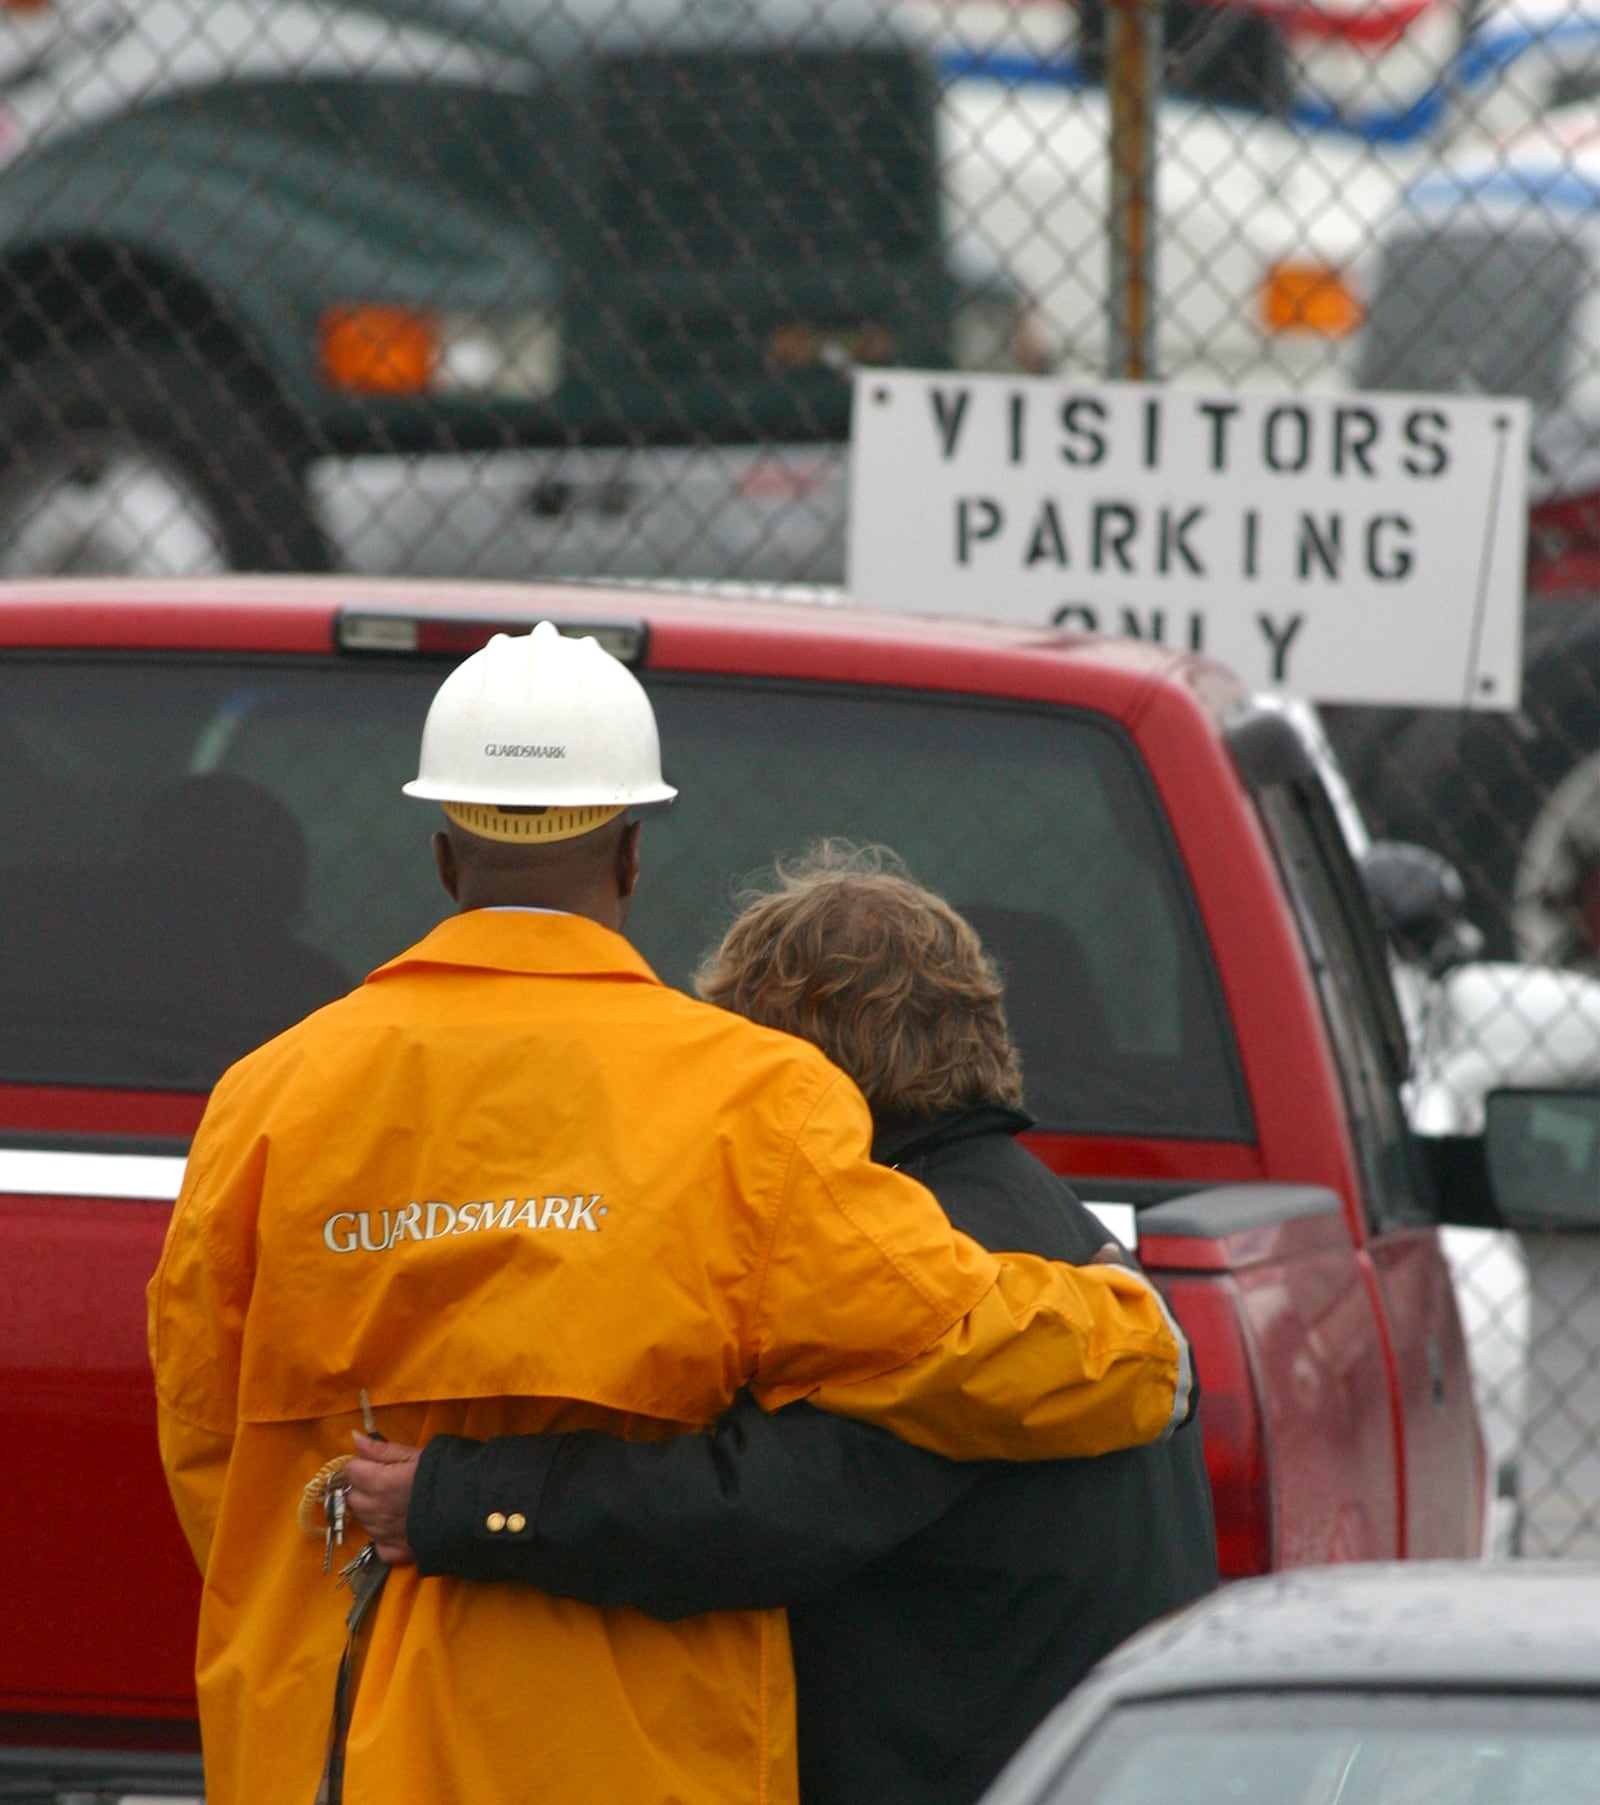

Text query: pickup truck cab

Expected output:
[0,575,1568,1795]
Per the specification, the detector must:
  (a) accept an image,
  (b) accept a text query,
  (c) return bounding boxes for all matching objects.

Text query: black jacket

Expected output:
[410,1106,1218,1805]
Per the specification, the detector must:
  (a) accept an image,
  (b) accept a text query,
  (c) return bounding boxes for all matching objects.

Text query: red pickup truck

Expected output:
[2,576,1578,1796]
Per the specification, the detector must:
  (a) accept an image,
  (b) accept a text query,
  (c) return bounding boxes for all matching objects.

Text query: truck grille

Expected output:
[591,50,934,271]
[1358,228,1587,410]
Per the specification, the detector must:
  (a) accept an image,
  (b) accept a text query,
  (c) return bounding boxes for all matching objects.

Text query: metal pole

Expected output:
[1106,0,1162,381]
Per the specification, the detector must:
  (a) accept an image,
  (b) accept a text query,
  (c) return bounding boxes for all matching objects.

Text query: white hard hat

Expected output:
[403,622,676,843]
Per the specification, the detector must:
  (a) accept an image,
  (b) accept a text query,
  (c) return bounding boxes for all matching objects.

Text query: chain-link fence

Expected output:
[0,0,1594,1555]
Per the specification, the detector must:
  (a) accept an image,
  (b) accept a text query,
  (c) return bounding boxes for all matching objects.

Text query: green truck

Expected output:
[0,0,1036,578]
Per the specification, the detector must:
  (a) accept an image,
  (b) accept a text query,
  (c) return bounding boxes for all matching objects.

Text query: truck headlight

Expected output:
[436,310,564,399]
[318,306,563,399]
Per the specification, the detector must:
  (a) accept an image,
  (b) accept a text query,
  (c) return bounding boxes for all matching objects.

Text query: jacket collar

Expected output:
[366,908,662,987]
[872,1102,1035,1168]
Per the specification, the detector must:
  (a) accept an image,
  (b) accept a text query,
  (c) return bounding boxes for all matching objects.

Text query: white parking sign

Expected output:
[847,372,1530,709]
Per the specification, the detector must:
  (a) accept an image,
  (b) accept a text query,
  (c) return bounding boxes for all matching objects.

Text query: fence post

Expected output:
[1106,0,1162,381]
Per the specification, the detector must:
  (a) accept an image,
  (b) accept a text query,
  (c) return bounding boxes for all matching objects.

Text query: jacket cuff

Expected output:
[409,1433,561,1578]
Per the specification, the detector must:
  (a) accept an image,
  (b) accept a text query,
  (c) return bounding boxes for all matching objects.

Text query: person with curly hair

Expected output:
[349,844,1216,1805]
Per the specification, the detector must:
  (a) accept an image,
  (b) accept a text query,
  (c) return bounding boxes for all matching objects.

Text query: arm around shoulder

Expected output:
[745,1074,1192,1460]
[797,1251,1194,1460]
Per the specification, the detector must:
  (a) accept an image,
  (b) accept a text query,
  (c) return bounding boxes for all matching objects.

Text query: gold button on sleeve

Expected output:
[506,1512,527,1534]
[485,1511,507,1533]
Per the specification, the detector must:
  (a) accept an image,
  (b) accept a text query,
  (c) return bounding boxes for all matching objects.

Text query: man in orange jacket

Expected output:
[148,621,1192,1805]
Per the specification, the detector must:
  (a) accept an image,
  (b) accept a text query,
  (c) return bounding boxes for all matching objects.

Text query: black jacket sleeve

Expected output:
[409,1393,982,1620]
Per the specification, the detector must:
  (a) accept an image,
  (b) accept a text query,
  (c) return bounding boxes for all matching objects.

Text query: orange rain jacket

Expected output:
[148,910,1188,1805]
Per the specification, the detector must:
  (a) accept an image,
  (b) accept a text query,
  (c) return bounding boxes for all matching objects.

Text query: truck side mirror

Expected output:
[1360,840,1484,975]
[1483,1090,1600,1233]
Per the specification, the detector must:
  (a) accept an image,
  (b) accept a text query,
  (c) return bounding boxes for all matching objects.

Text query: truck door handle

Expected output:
[1427,1334,1447,1413]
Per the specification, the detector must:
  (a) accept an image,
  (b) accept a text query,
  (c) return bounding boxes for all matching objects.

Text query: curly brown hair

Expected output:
[694,842,1023,1125]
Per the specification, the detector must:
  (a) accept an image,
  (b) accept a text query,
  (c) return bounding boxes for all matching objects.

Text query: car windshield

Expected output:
[1045,1691,1600,1805]
[0,655,1246,1138]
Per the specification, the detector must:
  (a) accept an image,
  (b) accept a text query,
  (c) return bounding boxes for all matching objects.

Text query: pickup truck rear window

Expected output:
[0,658,1247,1139]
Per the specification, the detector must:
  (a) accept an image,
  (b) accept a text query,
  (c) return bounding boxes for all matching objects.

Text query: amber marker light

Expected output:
[1260,262,1365,338]
[320,304,439,395]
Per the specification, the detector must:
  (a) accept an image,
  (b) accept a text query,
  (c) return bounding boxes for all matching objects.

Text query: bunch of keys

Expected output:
[297,1389,384,1574]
